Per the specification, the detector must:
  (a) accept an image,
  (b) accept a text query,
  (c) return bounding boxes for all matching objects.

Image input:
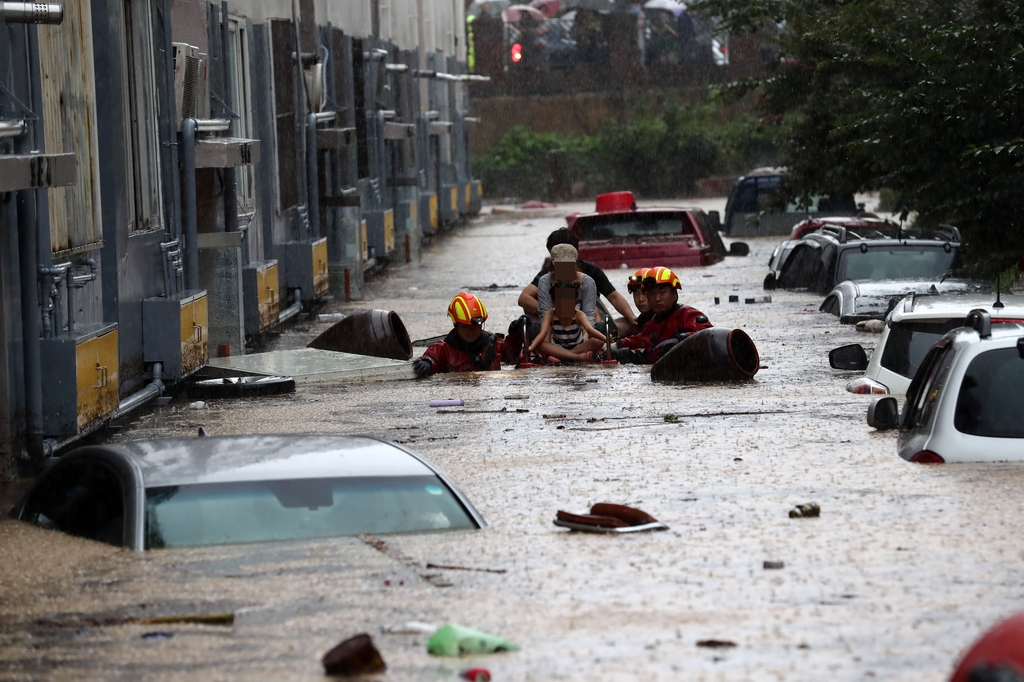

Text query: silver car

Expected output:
[832,293,1024,395]
[867,311,1024,463]
[11,435,485,549]
[819,279,984,324]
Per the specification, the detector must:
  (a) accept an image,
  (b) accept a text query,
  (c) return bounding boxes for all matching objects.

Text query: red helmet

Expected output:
[642,266,681,290]
[627,268,650,294]
[447,292,488,326]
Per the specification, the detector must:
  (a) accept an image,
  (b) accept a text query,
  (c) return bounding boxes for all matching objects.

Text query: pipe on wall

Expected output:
[278,288,303,324]
[182,118,199,290]
[1,2,64,24]
[114,362,163,418]
[306,113,319,238]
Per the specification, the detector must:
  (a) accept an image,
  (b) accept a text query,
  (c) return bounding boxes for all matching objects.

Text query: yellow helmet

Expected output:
[642,266,681,290]
[447,292,488,326]
[627,268,651,294]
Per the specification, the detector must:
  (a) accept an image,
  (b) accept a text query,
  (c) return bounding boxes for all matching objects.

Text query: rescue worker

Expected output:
[612,266,713,364]
[627,267,656,331]
[413,292,524,377]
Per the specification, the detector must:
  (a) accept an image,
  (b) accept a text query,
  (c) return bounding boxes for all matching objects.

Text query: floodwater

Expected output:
[3,202,1024,681]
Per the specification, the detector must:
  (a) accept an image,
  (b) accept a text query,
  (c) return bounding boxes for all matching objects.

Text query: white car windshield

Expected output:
[145,475,476,548]
[837,247,956,282]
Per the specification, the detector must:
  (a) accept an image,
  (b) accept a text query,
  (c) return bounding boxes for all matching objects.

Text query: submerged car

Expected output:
[723,168,857,236]
[565,191,736,271]
[866,310,1024,463]
[819,279,985,324]
[11,435,485,549]
[831,293,1024,394]
[765,224,962,295]
[788,215,898,241]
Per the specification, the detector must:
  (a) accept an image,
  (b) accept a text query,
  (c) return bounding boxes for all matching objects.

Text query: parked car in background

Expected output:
[566,191,741,271]
[788,215,898,241]
[769,218,904,277]
[819,279,985,324]
[867,310,1024,463]
[833,293,1024,394]
[765,224,962,295]
[11,435,485,549]
[723,168,858,236]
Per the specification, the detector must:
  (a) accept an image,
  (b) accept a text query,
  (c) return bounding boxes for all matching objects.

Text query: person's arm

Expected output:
[529,309,554,353]
[606,290,638,327]
[518,284,540,319]
[413,341,447,377]
[579,276,597,324]
[578,310,606,343]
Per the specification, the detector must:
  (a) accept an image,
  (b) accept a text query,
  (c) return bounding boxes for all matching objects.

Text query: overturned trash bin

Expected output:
[651,328,760,383]
[308,309,413,360]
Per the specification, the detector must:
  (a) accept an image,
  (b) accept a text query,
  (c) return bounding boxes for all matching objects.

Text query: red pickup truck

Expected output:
[566,192,728,270]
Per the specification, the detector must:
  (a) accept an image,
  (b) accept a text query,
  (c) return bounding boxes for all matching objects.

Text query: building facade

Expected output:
[0,0,482,477]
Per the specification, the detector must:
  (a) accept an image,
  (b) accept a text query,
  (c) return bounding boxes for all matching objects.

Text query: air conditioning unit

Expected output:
[172,43,210,128]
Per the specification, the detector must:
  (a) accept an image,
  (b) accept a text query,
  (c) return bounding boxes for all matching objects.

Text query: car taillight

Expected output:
[846,377,889,394]
[910,450,945,464]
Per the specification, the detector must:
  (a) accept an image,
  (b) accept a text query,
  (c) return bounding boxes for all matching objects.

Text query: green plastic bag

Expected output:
[426,623,519,657]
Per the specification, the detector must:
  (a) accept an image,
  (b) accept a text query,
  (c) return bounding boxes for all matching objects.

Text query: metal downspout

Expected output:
[17,24,48,460]
[114,362,163,418]
[220,1,237,235]
[182,118,199,290]
[306,113,319,238]
[158,0,182,242]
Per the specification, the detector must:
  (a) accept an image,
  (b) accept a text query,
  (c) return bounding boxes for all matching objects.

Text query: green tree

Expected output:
[694,0,1024,272]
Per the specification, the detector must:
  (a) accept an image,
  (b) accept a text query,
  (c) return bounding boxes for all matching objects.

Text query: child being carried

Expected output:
[528,244,607,363]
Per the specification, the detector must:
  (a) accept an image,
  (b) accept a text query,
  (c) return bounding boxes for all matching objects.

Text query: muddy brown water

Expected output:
[3,204,1023,681]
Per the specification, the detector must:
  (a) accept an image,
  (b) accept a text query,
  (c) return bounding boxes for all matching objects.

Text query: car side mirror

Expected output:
[763,272,777,290]
[829,344,868,370]
[707,210,722,231]
[729,242,750,257]
[867,396,900,430]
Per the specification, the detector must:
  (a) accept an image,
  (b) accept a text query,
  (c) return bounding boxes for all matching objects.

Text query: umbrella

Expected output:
[467,0,511,19]
[529,0,562,18]
[644,0,686,12]
[503,4,547,22]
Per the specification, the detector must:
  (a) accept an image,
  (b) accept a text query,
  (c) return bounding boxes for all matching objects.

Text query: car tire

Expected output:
[188,375,296,400]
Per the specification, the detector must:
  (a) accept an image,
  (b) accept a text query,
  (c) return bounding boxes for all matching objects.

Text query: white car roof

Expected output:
[113,435,436,487]
[890,293,1024,323]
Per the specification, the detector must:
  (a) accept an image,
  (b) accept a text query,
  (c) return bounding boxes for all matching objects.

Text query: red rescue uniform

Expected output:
[618,304,712,363]
[419,328,523,375]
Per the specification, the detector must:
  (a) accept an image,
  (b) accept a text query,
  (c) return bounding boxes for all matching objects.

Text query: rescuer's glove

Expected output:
[412,358,434,378]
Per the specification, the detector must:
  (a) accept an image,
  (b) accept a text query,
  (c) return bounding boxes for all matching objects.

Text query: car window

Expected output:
[904,341,956,429]
[694,211,727,256]
[576,213,692,241]
[777,242,823,288]
[145,475,477,548]
[880,319,966,378]
[953,348,1024,438]
[20,459,125,546]
[836,246,956,282]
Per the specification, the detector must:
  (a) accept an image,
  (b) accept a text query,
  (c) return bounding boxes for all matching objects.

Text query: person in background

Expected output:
[413,292,523,377]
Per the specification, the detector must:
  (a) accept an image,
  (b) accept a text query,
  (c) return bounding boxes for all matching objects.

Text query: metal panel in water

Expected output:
[37,0,103,255]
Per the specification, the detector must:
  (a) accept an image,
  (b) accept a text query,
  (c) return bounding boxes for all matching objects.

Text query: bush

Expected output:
[473,103,785,200]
